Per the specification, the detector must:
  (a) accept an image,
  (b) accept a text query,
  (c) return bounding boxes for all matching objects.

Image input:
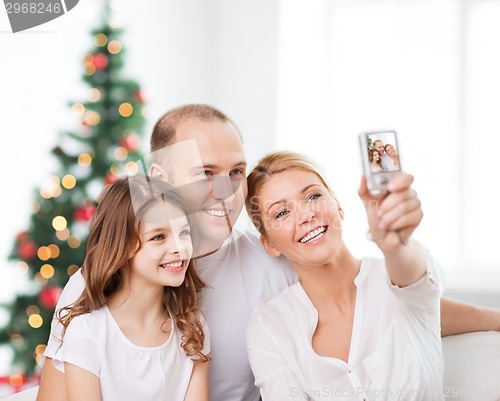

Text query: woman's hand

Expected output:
[358,173,427,287]
[358,173,423,252]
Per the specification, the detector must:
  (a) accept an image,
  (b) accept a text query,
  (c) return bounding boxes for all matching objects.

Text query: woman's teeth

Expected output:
[299,226,326,243]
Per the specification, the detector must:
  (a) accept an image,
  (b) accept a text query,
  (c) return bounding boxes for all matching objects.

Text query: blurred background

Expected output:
[1,0,499,394]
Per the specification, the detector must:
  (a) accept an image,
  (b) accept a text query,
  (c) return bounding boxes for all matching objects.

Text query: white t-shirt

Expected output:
[246,257,445,401]
[381,153,393,171]
[45,229,298,401]
[51,307,208,401]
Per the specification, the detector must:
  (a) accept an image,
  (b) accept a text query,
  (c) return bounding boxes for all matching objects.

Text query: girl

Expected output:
[245,151,444,401]
[369,149,383,172]
[53,177,210,401]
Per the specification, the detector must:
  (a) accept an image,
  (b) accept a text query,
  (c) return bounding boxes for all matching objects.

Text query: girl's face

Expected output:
[372,151,380,161]
[130,201,193,289]
[257,169,344,269]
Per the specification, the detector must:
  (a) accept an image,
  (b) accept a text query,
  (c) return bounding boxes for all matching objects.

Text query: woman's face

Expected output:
[130,201,193,289]
[386,145,397,157]
[372,150,380,161]
[257,169,344,268]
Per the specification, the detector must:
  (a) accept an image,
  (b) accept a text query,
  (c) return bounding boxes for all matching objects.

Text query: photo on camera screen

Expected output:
[365,131,400,173]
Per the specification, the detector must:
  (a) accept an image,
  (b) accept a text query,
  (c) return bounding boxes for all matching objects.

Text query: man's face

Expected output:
[151,119,248,255]
[374,141,385,155]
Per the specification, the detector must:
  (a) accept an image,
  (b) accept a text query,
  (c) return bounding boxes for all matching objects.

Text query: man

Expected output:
[373,139,392,171]
[38,104,500,401]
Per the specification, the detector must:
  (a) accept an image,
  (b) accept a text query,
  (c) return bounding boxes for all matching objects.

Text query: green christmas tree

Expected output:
[0,4,146,377]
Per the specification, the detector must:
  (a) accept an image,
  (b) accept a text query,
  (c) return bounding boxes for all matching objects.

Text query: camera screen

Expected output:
[364,131,400,173]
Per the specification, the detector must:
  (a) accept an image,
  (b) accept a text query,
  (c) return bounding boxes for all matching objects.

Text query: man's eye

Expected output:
[230,168,244,176]
[179,229,191,237]
[274,210,289,220]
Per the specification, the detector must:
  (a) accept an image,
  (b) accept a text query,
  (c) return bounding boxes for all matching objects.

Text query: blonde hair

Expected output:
[58,177,209,362]
[246,151,334,235]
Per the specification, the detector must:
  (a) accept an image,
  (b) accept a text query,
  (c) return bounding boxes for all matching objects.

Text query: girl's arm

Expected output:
[184,359,209,401]
[64,363,101,401]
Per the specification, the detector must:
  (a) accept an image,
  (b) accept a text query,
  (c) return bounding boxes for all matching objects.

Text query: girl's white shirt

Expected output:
[247,256,445,401]
[52,306,210,401]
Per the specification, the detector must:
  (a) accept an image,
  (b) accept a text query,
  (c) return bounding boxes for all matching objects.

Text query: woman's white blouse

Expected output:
[53,307,210,401]
[246,257,445,401]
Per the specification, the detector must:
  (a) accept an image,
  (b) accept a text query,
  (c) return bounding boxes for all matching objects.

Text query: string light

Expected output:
[67,264,79,276]
[28,314,43,328]
[48,244,60,258]
[118,102,133,117]
[114,147,128,161]
[110,164,120,176]
[9,374,24,387]
[34,273,48,286]
[52,216,68,231]
[78,153,93,167]
[95,33,108,47]
[56,228,70,241]
[68,235,81,249]
[83,110,101,126]
[16,261,28,275]
[62,174,76,189]
[37,246,51,261]
[26,305,40,316]
[40,264,55,279]
[71,103,85,117]
[32,200,40,214]
[125,162,139,176]
[88,88,101,102]
[108,40,122,54]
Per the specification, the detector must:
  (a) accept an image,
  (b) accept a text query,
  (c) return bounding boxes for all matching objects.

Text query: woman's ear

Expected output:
[338,203,345,220]
[260,235,282,258]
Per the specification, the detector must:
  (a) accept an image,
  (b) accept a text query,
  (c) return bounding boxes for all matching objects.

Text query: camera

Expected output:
[359,130,401,195]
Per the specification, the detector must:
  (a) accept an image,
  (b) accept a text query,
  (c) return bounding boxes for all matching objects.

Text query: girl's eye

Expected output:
[179,229,191,237]
[274,210,289,220]
[307,193,322,202]
[151,234,165,241]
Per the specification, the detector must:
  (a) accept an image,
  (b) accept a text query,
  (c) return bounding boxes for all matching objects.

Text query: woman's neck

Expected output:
[293,245,361,307]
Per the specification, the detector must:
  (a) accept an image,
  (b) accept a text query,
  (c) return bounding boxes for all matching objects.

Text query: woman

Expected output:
[53,177,210,401]
[369,149,383,172]
[384,143,400,171]
[245,151,444,400]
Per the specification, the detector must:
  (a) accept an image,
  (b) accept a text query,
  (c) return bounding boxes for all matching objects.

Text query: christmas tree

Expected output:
[0,3,146,380]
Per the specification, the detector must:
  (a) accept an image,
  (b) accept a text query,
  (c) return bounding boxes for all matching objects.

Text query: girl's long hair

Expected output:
[57,176,209,361]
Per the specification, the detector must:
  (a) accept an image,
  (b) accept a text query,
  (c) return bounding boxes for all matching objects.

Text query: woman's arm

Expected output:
[64,363,101,401]
[184,360,209,401]
[358,173,427,287]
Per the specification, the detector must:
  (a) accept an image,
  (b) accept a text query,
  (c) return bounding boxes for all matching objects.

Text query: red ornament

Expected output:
[39,286,63,309]
[17,241,37,260]
[74,204,97,222]
[135,89,146,103]
[93,53,108,70]
[104,173,118,185]
[119,133,141,152]
[16,231,29,243]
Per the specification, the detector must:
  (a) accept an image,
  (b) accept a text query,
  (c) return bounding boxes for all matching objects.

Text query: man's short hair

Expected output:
[150,104,238,153]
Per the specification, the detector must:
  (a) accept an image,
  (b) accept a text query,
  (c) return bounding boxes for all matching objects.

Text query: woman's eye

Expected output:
[151,234,165,241]
[198,170,213,177]
[307,193,322,202]
[274,210,289,220]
